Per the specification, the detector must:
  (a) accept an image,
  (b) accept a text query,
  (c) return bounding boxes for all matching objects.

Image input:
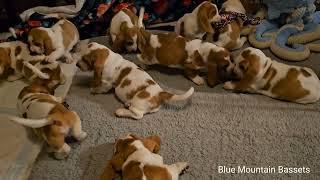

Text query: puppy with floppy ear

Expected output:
[206,0,247,50]
[137,29,233,87]
[175,1,221,39]
[185,40,234,87]
[4,82,87,159]
[110,7,145,53]
[28,19,79,63]
[77,42,194,119]
[99,134,188,180]
[224,47,320,104]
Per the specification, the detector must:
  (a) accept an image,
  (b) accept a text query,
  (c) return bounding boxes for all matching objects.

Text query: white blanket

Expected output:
[19,0,86,22]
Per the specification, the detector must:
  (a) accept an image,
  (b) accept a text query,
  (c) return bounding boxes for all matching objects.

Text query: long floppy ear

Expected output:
[112,34,125,53]
[236,17,245,28]
[207,50,219,87]
[142,135,161,153]
[197,3,215,33]
[99,160,117,180]
[137,28,148,51]
[43,35,54,55]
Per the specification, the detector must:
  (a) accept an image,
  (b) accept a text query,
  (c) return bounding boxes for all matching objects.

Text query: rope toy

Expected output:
[214,11,261,30]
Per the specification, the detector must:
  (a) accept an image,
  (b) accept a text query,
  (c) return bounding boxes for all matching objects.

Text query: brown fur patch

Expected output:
[120,78,132,88]
[262,66,277,90]
[59,20,78,49]
[126,85,148,99]
[122,161,143,179]
[156,33,188,65]
[271,68,310,101]
[137,90,150,99]
[18,83,53,99]
[106,138,138,174]
[240,0,262,14]
[207,49,230,87]
[16,59,23,72]
[43,105,76,150]
[122,9,139,25]
[224,21,242,50]
[197,2,216,33]
[180,21,185,37]
[232,50,261,90]
[29,28,54,55]
[301,68,311,77]
[115,67,132,87]
[82,49,109,88]
[143,165,172,180]
[149,91,173,109]
[0,47,11,71]
[15,46,22,56]
[146,79,156,85]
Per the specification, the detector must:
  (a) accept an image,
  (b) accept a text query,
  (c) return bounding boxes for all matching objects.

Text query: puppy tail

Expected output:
[23,61,50,79]
[138,6,145,28]
[3,115,53,128]
[165,87,194,102]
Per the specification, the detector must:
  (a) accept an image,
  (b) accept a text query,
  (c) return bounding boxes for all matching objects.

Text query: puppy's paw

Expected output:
[115,108,126,117]
[191,76,205,85]
[65,57,74,64]
[76,131,88,141]
[45,55,57,63]
[54,144,71,160]
[175,162,189,175]
[90,87,102,95]
[223,81,235,90]
[7,74,23,81]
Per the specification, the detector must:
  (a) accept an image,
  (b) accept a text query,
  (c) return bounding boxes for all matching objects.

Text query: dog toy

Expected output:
[249,0,320,61]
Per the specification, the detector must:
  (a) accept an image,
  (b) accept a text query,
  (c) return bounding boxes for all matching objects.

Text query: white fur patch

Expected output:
[150,35,161,48]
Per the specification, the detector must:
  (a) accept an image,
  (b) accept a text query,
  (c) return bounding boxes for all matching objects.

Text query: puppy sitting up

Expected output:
[99,134,189,180]
[206,0,247,50]
[175,1,221,39]
[110,7,145,52]
[224,47,320,103]
[28,19,79,63]
[5,82,87,159]
[76,42,194,119]
[137,29,233,87]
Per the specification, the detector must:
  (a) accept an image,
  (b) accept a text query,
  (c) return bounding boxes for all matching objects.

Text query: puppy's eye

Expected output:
[34,42,41,46]
[240,64,246,71]
[126,41,134,46]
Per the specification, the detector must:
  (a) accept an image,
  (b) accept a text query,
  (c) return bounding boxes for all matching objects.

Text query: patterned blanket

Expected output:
[5,0,209,41]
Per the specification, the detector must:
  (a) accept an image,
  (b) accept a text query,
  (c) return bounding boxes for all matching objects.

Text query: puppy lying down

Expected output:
[224,47,320,104]
[76,42,194,119]
[4,83,87,159]
[99,134,188,180]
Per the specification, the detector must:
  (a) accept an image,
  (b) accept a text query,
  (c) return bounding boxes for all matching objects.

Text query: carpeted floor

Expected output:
[29,37,320,180]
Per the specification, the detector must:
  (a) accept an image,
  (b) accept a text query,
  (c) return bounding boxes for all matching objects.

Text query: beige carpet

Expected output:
[29,38,320,180]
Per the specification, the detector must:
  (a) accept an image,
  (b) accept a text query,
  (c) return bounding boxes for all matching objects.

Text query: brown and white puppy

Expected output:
[0,41,49,81]
[224,47,320,104]
[5,83,87,159]
[28,19,79,63]
[110,7,145,52]
[76,42,194,119]
[137,29,233,87]
[207,0,247,50]
[185,39,234,87]
[99,134,188,180]
[175,1,221,39]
